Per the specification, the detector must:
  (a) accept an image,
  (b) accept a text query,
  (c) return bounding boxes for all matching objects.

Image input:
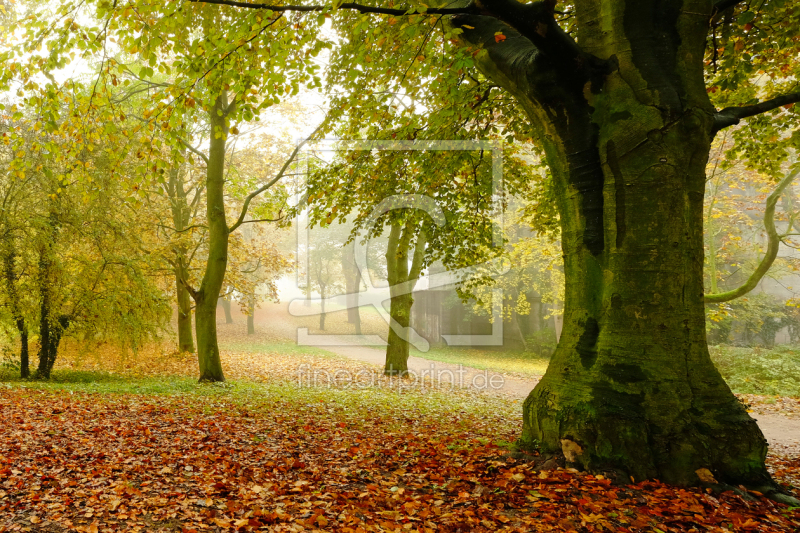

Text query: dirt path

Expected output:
[247,302,800,453]
[321,344,800,453]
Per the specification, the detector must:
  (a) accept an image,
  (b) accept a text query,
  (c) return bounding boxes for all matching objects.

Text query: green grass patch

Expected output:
[710,345,800,397]
[411,345,549,377]
[218,337,346,360]
[0,368,522,433]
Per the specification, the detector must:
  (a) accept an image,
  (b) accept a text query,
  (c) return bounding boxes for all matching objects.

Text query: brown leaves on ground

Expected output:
[0,389,798,533]
[737,394,800,419]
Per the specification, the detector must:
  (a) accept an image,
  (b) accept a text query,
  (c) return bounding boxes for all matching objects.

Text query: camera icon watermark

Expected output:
[289,140,508,350]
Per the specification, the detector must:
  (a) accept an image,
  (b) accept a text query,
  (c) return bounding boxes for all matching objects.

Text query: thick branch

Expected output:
[408,228,427,282]
[191,0,477,16]
[228,119,327,234]
[712,0,745,17]
[705,167,800,303]
[712,90,800,134]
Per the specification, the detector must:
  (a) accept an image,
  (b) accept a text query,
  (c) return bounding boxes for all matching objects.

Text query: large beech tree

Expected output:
[194,0,800,494]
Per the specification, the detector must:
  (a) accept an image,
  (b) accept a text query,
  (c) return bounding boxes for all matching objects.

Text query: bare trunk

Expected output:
[342,243,361,334]
[168,159,196,353]
[247,299,255,335]
[220,296,234,324]
[193,95,230,383]
[319,283,326,330]
[176,267,195,352]
[384,223,426,375]
[2,239,29,377]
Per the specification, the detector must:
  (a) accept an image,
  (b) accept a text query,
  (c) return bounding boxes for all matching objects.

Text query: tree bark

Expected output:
[342,242,362,334]
[176,268,195,352]
[220,296,234,324]
[247,298,255,335]
[2,240,29,378]
[36,289,51,379]
[513,311,527,352]
[318,281,327,330]
[45,315,69,377]
[384,222,426,375]
[193,94,230,383]
[18,322,29,378]
[36,219,58,379]
[455,0,773,489]
[167,158,196,353]
[385,292,413,374]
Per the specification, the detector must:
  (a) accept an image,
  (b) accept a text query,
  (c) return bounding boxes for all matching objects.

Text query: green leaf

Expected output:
[737,11,755,24]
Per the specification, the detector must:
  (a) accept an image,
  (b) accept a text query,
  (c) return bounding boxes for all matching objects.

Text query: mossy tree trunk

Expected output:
[455,0,773,488]
[35,213,65,380]
[167,159,196,353]
[192,94,232,383]
[384,222,426,376]
[2,239,29,378]
[175,268,195,352]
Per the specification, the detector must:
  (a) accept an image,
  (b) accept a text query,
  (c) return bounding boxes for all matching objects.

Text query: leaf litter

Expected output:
[1,388,799,533]
[0,324,798,532]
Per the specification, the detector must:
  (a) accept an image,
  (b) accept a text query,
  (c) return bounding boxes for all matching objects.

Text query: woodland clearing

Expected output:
[1,310,799,532]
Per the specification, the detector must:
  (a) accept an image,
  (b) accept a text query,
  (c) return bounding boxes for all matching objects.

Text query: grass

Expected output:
[710,344,800,397]
[218,337,343,359]
[411,345,550,377]
[0,367,522,435]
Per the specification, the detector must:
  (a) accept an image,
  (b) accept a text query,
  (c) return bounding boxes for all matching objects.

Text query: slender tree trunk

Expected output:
[15,320,29,378]
[168,158,196,353]
[37,296,51,378]
[193,95,230,382]
[342,243,361,334]
[247,299,255,335]
[513,311,527,352]
[45,315,69,377]
[176,267,195,352]
[220,296,234,324]
[319,283,326,330]
[384,223,426,375]
[456,1,773,488]
[2,241,29,377]
[36,239,53,379]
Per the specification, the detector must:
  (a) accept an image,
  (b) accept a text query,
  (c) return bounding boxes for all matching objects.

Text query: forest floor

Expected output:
[0,304,798,532]
[252,303,800,454]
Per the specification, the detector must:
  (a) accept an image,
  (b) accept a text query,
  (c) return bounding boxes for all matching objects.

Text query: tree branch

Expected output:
[178,137,210,166]
[408,228,427,282]
[712,0,746,17]
[236,216,285,225]
[712,90,800,134]
[190,0,477,16]
[228,118,327,234]
[705,166,800,303]
[157,223,208,233]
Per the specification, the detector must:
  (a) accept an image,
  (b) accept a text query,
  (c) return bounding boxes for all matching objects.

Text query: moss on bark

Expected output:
[453,0,775,489]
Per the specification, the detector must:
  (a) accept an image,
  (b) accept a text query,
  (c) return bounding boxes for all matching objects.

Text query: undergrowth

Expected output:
[710,344,800,397]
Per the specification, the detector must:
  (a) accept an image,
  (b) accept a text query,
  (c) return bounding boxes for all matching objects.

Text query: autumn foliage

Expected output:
[0,384,798,532]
